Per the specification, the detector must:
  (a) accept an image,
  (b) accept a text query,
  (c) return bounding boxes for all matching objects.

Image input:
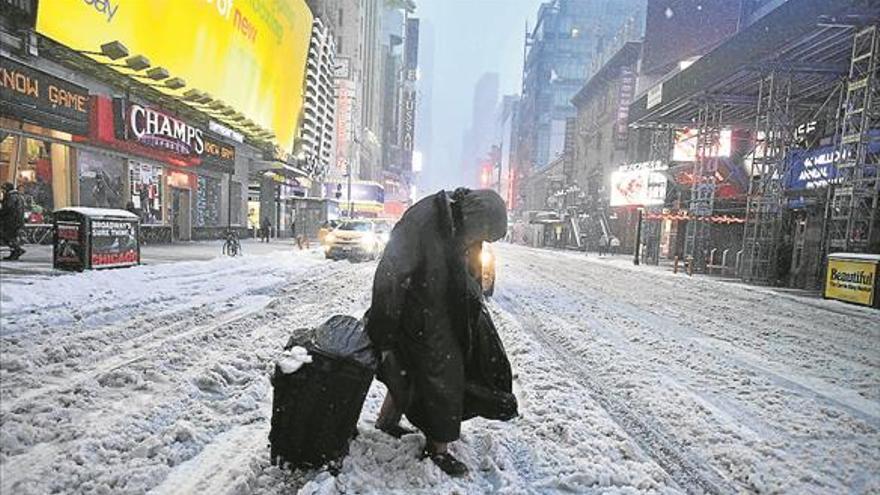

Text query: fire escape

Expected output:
[827,25,880,253]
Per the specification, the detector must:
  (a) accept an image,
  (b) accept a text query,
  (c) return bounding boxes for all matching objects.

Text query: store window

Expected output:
[194,175,222,227]
[129,161,165,224]
[0,132,73,224]
[78,150,127,209]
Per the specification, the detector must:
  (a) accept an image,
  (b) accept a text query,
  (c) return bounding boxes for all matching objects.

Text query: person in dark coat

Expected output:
[0,183,26,260]
[261,216,272,243]
[366,188,512,476]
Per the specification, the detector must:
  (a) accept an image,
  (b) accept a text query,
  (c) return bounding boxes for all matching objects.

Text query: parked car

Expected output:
[323,220,385,261]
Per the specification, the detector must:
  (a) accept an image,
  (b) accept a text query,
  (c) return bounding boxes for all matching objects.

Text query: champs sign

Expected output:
[127,103,204,156]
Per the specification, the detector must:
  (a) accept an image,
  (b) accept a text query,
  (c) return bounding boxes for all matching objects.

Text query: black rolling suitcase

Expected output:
[269,315,376,469]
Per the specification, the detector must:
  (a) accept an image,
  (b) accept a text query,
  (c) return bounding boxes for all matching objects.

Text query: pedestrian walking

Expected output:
[367,188,517,477]
[0,183,26,260]
[290,216,310,250]
[261,216,272,243]
[598,234,608,256]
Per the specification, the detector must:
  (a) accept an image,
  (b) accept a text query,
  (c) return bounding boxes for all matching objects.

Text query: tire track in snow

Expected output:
[500,246,880,425]
[493,294,736,495]
[0,260,354,413]
[1,260,375,494]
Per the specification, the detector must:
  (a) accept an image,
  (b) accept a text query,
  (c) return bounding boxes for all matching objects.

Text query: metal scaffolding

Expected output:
[683,105,724,270]
[741,72,795,282]
[643,125,674,264]
[827,24,880,253]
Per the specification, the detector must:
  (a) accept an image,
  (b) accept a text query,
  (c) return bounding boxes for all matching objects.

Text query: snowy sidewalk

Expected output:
[0,238,307,282]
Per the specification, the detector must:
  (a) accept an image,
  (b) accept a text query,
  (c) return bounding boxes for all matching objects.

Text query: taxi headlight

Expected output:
[380,232,390,243]
[325,233,336,244]
[361,233,376,247]
[480,249,493,266]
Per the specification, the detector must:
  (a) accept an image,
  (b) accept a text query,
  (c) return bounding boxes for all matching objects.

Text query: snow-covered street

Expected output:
[1,243,878,494]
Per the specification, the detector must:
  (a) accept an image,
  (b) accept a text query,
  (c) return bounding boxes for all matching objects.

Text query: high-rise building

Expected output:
[460,73,500,187]
[498,95,521,208]
[375,7,420,217]
[306,0,364,184]
[300,17,337,175]
[360,0,384,181]
[379,7,406,174]
[414,19,434,192]
[516,0,647,177]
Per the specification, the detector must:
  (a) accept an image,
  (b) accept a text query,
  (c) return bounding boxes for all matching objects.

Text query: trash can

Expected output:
[824,253,879,308]
[54,207,140,272]
[270,315,376,470]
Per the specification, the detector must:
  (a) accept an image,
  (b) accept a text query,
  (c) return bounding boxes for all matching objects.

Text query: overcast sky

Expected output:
[415,0,543,193]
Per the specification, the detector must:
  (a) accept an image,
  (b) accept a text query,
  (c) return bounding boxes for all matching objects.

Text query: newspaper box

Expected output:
[54,207,140,271]
[824,253,879,308]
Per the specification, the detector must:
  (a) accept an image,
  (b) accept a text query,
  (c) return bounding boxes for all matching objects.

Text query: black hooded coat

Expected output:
[365,190,516,443]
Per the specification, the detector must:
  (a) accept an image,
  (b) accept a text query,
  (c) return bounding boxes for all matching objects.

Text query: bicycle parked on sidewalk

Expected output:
[222,229,242,257]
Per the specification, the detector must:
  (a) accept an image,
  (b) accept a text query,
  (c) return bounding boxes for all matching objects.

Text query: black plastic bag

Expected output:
[462,303,518,421]
[284,315,377,369]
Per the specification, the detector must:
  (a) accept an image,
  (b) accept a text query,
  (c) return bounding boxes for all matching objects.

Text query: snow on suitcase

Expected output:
[269,315,376,470]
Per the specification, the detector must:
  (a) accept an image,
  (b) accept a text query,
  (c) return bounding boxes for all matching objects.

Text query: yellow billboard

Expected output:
[825,258,877,306]
[36,0,313,153]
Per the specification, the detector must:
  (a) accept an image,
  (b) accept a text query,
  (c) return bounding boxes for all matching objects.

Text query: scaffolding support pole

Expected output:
[826,24,880,254]
[643,125,673,265]
[683,104,723,271]
[741,70,796,284]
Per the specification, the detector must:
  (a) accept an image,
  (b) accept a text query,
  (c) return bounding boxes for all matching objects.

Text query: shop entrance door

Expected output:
[171,187,192,241]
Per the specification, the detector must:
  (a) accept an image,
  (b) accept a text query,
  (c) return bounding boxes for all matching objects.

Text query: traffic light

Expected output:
[335,183,343,200]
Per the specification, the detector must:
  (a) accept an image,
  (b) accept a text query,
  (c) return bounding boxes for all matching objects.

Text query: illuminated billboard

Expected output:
[610,162,668,207]
[36,0,313,154]
[673,128,732,162]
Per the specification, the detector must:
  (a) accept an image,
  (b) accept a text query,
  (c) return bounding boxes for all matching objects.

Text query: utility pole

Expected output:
[348,136,359,218]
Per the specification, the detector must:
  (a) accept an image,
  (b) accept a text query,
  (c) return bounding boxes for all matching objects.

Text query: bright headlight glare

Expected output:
[381,232,390,243]
[480,249,492,266]
[326,233,336,243]
[361,233,376,246]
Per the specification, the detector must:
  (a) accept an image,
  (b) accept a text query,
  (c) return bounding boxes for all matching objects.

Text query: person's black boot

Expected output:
[376,422,416,439]
[421,448,468,477]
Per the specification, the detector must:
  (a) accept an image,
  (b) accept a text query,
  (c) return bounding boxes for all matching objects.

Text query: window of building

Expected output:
[194,175,222,227]
[129,161,165,224]
[0,132,74,224]
[338,8,343,27]
[78,150,127,209]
